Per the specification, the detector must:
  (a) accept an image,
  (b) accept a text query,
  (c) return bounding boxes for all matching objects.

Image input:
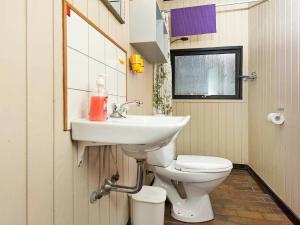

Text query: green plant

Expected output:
[153,64,172,115]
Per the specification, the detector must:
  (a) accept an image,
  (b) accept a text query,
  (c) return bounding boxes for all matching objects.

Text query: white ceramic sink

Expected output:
[71,115,190,164]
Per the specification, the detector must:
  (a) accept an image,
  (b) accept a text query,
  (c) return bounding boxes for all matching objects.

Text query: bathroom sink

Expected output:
[72,115,190,144]
[71,115,190,165]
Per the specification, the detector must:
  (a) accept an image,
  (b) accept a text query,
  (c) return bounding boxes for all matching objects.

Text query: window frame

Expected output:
[171,46,243,100]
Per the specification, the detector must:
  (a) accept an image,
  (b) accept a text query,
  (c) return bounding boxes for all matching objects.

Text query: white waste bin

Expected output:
[131,186,167,225]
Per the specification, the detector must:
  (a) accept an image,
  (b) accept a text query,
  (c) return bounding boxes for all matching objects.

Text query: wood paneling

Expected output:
[173,102,248,164]
[248,0,300,217]
[0,0,153,225]
[0,1,27,225]
[162,0,249,164]
[27,0,54,224]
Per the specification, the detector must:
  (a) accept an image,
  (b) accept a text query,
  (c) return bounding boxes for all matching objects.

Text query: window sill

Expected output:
[172,99,246,104]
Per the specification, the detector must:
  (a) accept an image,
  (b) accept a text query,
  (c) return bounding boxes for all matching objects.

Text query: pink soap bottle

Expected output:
[89,76,108,121]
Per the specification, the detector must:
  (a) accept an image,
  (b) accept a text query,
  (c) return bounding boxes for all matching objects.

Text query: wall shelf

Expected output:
[129,0,169,63]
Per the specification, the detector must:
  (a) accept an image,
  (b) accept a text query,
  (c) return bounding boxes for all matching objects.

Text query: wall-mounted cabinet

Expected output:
[129,0,169,64]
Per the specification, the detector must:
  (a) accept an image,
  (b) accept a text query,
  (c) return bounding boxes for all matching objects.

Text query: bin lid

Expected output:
[131,186,167,204]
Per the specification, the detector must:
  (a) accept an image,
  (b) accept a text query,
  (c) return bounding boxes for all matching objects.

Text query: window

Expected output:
[171,46,243,100]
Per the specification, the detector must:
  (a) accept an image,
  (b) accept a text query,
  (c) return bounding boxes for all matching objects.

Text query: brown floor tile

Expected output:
[235,210,264,219]
[214,208,237,216]
[164,169,293,225]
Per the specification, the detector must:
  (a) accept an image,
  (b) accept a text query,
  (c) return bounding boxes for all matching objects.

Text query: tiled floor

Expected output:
[164,169,293,225]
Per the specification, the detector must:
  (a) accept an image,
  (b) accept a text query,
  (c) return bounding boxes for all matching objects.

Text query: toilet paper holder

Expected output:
[267,108,285,125]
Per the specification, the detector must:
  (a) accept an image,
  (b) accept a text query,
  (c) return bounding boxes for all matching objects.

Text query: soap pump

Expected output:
[89,76,108,121]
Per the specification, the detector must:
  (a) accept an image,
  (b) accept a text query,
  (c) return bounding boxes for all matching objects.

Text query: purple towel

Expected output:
[171,4,217,37]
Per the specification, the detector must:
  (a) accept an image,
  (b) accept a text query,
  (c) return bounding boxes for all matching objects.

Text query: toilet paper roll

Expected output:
[267,113,285,125]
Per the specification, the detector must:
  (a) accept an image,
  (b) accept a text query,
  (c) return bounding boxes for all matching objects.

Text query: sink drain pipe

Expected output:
[90,159,145,203]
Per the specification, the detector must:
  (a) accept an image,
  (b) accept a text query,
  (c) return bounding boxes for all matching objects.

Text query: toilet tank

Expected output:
[147,141,176,167]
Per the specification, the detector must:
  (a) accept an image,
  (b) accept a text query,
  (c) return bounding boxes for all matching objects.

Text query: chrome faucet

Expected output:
[110,100,143,118]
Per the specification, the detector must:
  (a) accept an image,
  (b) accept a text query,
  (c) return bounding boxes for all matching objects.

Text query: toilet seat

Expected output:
[154,160,232,183]
[175,155,232,173]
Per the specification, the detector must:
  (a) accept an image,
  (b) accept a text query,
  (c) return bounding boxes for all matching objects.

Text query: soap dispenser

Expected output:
[89,76,108,121]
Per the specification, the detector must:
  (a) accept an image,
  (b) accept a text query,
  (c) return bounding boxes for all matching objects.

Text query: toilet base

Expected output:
[153,175,218,223]
[152,160,231,223]
[170,193,214,223]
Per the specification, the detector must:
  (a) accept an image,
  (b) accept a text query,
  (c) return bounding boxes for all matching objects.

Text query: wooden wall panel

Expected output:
[27,0,54,224]
[0,1,27,225]
[162,0,249,164]
[174,102,248,164]
[73,152,89,225]
[0,0,154,224]
[88,148,101,225]
[249,0,300,217]
[53,0,75,224]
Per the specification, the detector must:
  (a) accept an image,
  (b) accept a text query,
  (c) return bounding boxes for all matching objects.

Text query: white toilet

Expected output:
[147,141,233,223]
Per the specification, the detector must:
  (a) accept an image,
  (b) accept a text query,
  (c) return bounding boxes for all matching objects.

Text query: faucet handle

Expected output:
[110,103,124,118]
[111,103,119,111]
[110,100,142,118]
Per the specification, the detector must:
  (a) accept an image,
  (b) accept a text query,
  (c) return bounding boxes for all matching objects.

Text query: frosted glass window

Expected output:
[171,47,242,99]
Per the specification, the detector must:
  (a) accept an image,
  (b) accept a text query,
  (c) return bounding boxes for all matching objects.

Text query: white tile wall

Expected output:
[89,58,105,93]
[68,48,89,91]
[105,66,118,95]
[67,11,88,54]
[117,72,126,97]
[117,49,126,74]
[66,8,127,129]
[104,39,117,69]
[118,96,126,104]
[68,89,89,123]
[88,26,105,63]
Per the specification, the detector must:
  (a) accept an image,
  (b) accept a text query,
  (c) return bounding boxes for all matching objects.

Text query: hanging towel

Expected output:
[171,4,216,37]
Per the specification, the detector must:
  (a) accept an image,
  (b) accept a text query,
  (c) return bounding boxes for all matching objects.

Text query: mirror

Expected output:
[101,0,125,24]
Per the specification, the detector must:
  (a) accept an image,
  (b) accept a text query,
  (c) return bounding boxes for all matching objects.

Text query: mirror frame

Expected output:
[100,0,125,24]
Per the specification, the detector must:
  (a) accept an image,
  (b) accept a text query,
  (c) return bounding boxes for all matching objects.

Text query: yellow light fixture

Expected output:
[137,59,144,73]
[130,54,144,73]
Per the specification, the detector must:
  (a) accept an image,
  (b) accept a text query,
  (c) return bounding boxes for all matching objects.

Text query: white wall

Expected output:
[249,0,300,217]
[0,0,153,224]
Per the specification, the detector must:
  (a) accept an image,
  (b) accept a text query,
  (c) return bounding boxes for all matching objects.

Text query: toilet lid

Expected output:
[175,155,233,173]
